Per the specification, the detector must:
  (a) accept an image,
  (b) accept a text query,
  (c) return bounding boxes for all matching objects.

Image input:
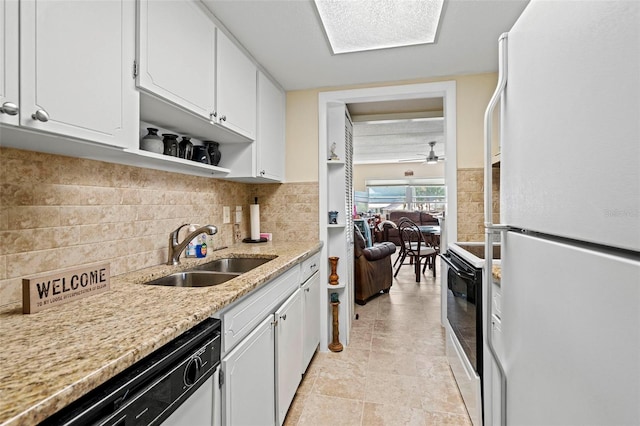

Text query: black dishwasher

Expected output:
[40,318,221,426]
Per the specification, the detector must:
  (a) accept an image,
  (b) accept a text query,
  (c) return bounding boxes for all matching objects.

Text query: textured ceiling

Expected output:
[202,0,529,91]
[201,0,528,164]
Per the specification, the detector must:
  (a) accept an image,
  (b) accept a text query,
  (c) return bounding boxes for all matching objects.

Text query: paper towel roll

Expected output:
[250,204,260,241]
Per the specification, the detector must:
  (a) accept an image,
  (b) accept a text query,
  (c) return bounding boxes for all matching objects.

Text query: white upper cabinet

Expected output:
[136,0,255,145]
[257,71,285,181]
[137,0,216,121]
[0,0,19,127]
[16,0,137,149]
[216,30,257,140]
[222,71,285,182]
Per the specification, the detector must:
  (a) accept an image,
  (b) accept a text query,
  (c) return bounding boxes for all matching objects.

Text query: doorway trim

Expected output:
[317,81,457,350]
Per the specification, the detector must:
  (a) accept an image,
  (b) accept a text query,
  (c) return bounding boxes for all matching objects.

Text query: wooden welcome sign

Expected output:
[22,263,110,314]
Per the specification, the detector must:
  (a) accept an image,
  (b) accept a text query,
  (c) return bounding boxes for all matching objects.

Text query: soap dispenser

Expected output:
[185,224,207,258]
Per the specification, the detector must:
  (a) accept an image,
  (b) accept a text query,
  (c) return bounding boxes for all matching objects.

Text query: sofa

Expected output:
[381,210,439,245]
[354,226,396,305]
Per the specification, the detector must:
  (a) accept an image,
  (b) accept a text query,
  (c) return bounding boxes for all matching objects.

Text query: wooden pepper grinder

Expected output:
[328,292,343,352]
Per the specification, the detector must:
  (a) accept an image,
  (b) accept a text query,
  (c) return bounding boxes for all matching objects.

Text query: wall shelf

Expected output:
[326,283,346,290]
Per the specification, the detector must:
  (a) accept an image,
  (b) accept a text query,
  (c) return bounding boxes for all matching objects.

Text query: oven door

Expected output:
[441,252,483,426]
[441,252,481,374]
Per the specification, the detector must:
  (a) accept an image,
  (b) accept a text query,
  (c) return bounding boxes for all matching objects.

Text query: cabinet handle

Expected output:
[220,115,227,122]
[31,109,49,122]
[260,170,265,176]
[0,102,19,116]
[281,314,287,321]
[305,288,310,292]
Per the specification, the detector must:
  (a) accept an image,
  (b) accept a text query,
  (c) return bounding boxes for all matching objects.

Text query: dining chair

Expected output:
[394,219,437,282]
[390,217,410,269]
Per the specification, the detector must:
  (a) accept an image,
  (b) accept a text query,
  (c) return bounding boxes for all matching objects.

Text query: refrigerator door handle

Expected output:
[484,32,509,426]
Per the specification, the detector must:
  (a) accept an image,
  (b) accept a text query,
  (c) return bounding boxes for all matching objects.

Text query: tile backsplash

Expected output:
[457,167,500,242]
[0,147,318,307]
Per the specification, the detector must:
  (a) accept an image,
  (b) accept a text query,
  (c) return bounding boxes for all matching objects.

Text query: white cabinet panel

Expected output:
[301,271,320,372]
[256,71,285,181]
[275,289,303,426]
[221,315,275,426]
[216,30,256,140]
[19,0,137,148]
[0,0,19,126]
[137,0,216,120]
[219,266,300,354]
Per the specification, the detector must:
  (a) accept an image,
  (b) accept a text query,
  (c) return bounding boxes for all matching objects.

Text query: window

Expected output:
[357,179,446,215]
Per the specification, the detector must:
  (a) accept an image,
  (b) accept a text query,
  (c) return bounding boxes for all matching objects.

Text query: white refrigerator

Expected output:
[483,1,640,425]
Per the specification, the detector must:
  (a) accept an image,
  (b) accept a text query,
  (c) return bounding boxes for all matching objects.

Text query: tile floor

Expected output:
[284,257,473,426]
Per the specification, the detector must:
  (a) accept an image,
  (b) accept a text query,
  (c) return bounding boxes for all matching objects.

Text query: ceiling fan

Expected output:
[399,141,445,164]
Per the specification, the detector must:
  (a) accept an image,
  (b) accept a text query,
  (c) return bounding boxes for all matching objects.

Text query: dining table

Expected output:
[418,225,441,251]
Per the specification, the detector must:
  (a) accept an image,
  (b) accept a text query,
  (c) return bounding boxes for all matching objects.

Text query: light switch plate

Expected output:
[223,206,230,224]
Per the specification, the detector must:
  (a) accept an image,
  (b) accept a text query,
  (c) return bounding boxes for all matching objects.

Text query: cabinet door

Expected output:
[221,315,275,426]
[256,71,285,181]
[275,289,303,426]
[137,0,215,120]
[301,271,320,372]
[19,0,137,148]
[216,30,256,140]
[0,0,19,126]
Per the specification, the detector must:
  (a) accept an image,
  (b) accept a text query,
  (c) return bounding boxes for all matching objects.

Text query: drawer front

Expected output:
[220,266,301,353]
[300,252,320,283]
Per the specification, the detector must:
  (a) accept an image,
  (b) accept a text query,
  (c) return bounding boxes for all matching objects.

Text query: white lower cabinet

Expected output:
[275,289,303,426]
[301,271,320,372]
[217,264,310,426]
[221,315,276,426]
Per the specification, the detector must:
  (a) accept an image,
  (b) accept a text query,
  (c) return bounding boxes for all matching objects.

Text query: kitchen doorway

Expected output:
[317,81,457,350]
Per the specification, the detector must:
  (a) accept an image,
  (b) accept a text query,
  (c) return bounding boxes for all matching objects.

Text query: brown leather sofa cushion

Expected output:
[383,210,439,245]
[354,226,397,305]
[361,242,396,261]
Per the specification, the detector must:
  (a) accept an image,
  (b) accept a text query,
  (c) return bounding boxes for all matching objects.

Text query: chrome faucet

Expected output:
[167,224,218,265]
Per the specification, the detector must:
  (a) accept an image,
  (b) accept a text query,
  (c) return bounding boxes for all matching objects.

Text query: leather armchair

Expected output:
[354,226,396,305]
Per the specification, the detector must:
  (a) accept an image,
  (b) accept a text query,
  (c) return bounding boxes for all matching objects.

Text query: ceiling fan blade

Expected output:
[398,158,424,162]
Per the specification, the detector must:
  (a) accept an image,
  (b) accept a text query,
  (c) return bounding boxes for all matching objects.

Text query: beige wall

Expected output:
[0,147,318,307]
[284,72,498,183]
[285,73,499,241]
[353,162,445,192]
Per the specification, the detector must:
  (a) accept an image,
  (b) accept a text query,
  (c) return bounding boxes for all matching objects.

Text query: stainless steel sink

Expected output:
[189,257,272,274]
[146,271,240,287]
[145,257,273,287]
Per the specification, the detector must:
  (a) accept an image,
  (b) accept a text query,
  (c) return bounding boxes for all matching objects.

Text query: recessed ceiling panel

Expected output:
[314,0,444,54]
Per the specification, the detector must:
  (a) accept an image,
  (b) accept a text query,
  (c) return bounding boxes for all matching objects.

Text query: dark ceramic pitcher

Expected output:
[162,134,179,157]
[179,137,194,160]
[192,145,211,164]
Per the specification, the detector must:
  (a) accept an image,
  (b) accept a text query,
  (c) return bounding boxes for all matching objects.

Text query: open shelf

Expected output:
[326,282,346,290]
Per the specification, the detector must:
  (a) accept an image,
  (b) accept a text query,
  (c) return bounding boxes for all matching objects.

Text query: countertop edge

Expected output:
[0,241,322,426]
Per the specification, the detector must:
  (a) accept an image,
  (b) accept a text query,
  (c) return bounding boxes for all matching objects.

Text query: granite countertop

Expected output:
[0,241,322,426]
